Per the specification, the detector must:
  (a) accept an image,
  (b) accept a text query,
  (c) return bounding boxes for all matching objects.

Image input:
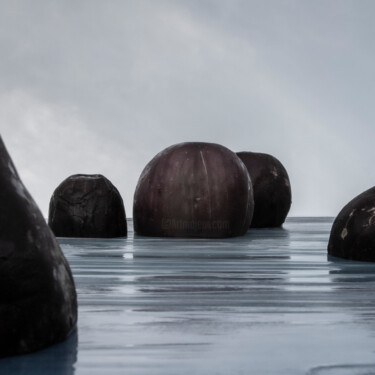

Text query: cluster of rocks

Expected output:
[0,138,293,357]
[47,142,292,240]
[2,134,374,359]
[43,140,375,262]
[133,142,291,237]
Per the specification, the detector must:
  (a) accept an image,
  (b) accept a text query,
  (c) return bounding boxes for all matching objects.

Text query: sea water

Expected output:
[2,218,375,375]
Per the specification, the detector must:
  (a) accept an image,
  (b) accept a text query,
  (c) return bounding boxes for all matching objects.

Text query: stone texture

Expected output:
[237,152,291,228]
[134,142,253,238]
[49,174,127,238]
[328,187,375,261]
[0,136,77,358]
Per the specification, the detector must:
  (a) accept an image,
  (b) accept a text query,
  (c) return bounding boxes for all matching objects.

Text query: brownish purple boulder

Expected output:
[0,136,77,358]
[133,142,253,238]
[48,174,127,238]
[328,187,375,262]
[237,152,291,228]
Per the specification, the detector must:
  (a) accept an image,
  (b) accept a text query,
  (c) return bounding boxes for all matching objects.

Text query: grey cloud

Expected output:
[1,0,375,217]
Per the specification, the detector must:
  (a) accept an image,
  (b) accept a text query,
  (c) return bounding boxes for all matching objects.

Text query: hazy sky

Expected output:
[1,0,375,217]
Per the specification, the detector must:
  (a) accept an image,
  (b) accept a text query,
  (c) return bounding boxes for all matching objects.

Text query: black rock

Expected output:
[0,136,77,358]
[328,187,375,261]
[237,152,291,228]
[48,174,127,238]
[133,142,253,238]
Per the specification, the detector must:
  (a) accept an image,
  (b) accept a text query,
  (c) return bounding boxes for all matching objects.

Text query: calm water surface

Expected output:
[2,217,375,375]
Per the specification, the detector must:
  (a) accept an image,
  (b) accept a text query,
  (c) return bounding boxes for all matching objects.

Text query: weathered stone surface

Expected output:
[328,187,375,261]
[133,142,253,238]
[49,174,127,238]
[0,136,77,358]
[237,152,291,228]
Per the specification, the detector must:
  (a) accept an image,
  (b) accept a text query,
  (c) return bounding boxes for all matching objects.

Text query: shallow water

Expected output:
[2,218,375,375]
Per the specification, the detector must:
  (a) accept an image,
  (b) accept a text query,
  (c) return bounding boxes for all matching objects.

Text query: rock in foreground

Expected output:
[49,174,127,238]
[237,152,291,228]
[0,136,77,358]
[328,187,375,261]
[134,142,253,238]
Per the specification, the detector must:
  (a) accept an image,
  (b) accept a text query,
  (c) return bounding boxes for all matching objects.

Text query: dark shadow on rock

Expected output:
[237,151,291,228]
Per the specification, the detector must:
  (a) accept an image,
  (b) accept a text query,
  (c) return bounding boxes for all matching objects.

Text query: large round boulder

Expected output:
[48,174,127,238]
[133,142,253,238]
[0,136,77,358]
[236,152,291,228]
[328,187,375,261]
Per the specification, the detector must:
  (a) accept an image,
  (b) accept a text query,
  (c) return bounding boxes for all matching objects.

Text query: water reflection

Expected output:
[58,237,129,258]
[248,225,290,238]
[128,226,292,325]
[328,256,375,326]
[0,330,78,375]
[328,255,375,283]
[307,363,375,375]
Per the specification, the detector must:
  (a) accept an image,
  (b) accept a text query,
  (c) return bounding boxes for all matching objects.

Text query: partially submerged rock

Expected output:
[133,142,253,238]
[328,187,375,261]
[0,136,77,358]
[48,174,127,238]
[237,152,291,228]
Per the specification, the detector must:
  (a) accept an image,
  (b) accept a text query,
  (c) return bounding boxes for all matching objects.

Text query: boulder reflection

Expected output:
[0,330,78,375]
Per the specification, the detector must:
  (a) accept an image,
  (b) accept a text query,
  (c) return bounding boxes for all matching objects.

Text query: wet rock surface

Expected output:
[49,174,127,238]
[237,152,291,228]
[328,187,375,261]
[134,142,253,238]
[0,136,77,358]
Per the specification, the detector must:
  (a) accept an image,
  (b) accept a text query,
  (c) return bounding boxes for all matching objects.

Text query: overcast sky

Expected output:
[1,0,375,217]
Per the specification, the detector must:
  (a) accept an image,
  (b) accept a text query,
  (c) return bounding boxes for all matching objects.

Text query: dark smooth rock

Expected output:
[237,152,291,228]
[0,136,77,358]
[133,142,253,238]
[328,187,375,261]
[48,174,127,238]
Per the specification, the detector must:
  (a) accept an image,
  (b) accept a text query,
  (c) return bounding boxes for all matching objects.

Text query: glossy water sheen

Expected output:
[2,218,375,375]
